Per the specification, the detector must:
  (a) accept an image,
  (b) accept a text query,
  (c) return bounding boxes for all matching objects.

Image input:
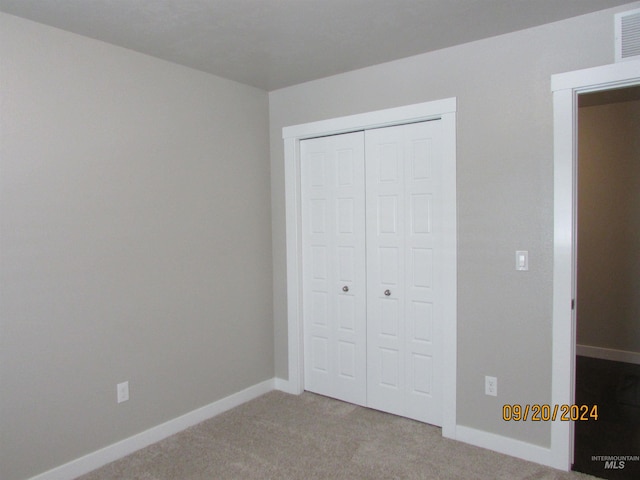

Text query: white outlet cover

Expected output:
[117,381,129,403]
[485,376,497,396]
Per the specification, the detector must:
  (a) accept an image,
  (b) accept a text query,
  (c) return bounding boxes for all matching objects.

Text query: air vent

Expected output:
[616,8,640,62]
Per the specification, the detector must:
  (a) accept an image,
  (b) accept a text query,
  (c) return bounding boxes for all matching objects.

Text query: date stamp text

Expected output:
[502,404,598,421]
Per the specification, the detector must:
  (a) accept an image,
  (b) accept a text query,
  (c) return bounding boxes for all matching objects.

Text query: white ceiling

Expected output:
[0,0,632,91]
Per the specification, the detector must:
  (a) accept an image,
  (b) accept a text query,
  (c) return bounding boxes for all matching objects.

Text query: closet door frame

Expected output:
[282,98,458,439]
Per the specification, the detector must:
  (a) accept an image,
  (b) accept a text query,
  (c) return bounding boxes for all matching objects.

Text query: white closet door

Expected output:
[301,132,367,406]
[366,121,443,425]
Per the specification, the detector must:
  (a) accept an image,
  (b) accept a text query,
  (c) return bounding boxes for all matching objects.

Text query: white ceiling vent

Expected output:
[615,8,640,62]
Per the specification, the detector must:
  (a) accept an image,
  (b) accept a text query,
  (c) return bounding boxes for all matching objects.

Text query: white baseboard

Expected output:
[273,377,302,395]
[29,379,275,480]
[455,425,553,468]
[576,344,640,365]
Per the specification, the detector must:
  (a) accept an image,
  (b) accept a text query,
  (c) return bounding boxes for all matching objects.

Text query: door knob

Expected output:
[384,289,391,296]
[342,286,349,292]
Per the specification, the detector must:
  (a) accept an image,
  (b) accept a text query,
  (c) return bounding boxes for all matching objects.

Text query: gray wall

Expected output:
[0,14,272,480]
[577,99,640,353]
[270,1,640,448]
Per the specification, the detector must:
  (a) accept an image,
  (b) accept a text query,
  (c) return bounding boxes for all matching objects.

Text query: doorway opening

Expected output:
[551,60,640,472]
[572,85,640,479]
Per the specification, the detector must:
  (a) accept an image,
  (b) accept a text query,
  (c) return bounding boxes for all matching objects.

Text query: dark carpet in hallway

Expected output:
[573,355,640,479]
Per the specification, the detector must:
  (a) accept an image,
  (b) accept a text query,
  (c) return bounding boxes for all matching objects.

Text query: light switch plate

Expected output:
[516,250,528,271]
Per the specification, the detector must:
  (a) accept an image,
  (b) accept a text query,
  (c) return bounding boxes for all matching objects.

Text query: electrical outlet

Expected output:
[485,376,497,396]
[117,381,129,403]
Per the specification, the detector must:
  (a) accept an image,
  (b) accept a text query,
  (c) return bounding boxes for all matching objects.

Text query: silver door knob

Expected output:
[342,286,349,292]
[384,289,391,296]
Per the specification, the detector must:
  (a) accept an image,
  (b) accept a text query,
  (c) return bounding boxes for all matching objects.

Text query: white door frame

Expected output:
[282,98,458,438]
[551,59,640,470]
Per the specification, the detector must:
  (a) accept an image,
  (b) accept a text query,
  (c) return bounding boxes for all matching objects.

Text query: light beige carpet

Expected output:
[76,391,597,480]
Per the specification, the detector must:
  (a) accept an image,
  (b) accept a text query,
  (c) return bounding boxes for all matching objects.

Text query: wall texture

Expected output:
[577,99,640,353]
[270,1,640,449]
[0,13,271,480]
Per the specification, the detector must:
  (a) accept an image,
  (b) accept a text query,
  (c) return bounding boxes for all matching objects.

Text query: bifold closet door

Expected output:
[301,121,443,426]
[300,131,367,406]
[365,121,443,426]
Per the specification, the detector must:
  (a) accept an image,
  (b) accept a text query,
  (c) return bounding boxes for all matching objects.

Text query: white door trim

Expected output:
[282,98,457,438]
[551,59,640,471]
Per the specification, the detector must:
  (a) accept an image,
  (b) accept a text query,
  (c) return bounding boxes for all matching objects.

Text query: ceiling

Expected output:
[0,0,632,91]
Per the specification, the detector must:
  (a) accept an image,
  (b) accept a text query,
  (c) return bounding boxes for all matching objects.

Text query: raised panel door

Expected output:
[366,121,443,425]
[301,132,367,406]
